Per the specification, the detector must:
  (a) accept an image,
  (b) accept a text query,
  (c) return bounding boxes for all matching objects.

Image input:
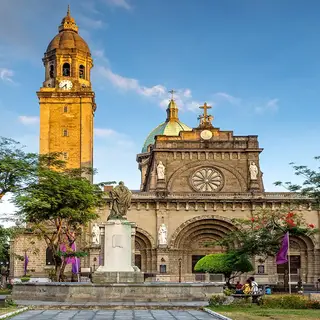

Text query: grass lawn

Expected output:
[0,306,21,316]
[211,306,320,320]
[0,289,11,295]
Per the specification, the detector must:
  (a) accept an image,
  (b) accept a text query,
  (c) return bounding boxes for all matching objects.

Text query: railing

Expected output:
[130,192,310,200]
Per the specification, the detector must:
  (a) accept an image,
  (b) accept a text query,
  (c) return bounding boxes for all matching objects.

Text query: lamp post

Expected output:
[178,258,182,283]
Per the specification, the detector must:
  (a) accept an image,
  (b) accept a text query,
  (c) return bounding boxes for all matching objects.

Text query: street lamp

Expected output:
[178,258,182,283]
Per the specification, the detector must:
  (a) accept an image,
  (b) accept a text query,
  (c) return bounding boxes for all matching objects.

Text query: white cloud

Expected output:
[0,68,14,83]
[18,115,39,125]
[77,14,105,30]
[94,128,118,137]
[96,66,205,112]
[213,92,241,105]
[102,0,131,10]
[255,98,279,114]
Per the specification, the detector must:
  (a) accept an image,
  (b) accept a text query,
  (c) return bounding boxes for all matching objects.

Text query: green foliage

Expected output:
[223,288,235,296]
[0,226,11,262]
[5,298,16,307]
[274,156,320,210]
[20,277,30,282]
[194,253,253,283]
[260,295,320,309]
[0,137,37,201]
[208,295,229,306]
[12,152,114,281]
[215,209,318,260]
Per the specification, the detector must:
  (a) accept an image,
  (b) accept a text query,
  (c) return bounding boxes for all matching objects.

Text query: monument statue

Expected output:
[92,223,100,245]
[157,161,165,180]
[249,161,259,180]
[158,223,167,245]
[108,181,132,220]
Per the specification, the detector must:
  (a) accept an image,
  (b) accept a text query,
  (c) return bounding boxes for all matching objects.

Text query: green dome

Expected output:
[142,120,191,153]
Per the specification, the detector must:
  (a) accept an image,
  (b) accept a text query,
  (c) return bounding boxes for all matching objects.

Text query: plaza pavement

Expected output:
[10,309,219,319]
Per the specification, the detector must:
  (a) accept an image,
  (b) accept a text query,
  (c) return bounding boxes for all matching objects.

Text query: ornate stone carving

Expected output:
[249,161,259,180]
[91,223,100,245]
[190,168,224,192]
[157,161,165,180]
[158,223,168,245]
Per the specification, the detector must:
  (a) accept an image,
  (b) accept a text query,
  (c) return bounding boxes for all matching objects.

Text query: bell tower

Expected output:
[37,6,96,179]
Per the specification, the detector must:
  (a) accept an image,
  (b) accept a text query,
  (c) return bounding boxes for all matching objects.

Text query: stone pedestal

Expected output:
[249,179,260,192]
[92,219,144,283]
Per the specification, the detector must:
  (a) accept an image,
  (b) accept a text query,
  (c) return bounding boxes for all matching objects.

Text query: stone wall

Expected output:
[12,282,223,302]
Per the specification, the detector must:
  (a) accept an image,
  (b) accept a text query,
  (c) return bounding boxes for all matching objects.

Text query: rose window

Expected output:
[191,168,223,192]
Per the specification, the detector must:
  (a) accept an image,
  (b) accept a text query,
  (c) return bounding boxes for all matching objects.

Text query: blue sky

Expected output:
[0,0,320,207]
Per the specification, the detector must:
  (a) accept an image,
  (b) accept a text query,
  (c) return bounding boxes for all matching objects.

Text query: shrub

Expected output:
[20,276,30,282]
[5,298,16,307]
[260,295,314,309]
[223,288,235,296]
[209,295,229,306]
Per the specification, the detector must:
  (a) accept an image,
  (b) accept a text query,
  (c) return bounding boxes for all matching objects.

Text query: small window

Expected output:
[63,106,68,113]
[49,65,54,78]
[79,65,85,79]
[63,129,68,137]
[46,247,55,266]
[62,63,71,77]
[62,152,68,160]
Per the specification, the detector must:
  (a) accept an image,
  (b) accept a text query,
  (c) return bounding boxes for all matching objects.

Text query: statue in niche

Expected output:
[158,223,167,245]
[249,161,259,180]
[157,161,165,180]
[92,223,100,245]
[108,181,132,220]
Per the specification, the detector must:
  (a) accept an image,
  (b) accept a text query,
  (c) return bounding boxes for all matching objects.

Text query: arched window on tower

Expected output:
[49,64,54,78]
[62,63,71,77]
[79,65,85,79]
[46,247,55,266]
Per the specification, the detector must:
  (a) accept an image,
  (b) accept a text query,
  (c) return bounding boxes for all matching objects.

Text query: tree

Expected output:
[0,225,11,263]
[215,209,317,260]
[0,137,37,201]
[274,156,320,209]
[14,154,115,281]
[194,253,253,285]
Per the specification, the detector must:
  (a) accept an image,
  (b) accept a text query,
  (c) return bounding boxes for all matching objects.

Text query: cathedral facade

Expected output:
[11,8,320,285]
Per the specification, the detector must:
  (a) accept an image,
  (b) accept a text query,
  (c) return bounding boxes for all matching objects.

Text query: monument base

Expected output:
[92,270,144,284]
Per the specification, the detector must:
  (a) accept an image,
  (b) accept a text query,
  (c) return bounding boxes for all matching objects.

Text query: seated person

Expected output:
[243,280,251,295]
[235,281,243,294]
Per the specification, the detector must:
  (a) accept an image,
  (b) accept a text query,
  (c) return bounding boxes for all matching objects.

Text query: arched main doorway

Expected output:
[170,215,236,275]
[275,234,316,283]
[135,228,156,273]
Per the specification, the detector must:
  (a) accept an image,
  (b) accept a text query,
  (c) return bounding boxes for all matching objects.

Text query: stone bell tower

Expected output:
[37,6,96,180]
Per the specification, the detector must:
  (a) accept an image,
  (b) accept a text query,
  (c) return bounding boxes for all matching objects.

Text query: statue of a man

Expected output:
[157,161,165,180]
[249,161,259,180]
[158,223,167,245]
[108,181,132,220]
[92,223,100,245]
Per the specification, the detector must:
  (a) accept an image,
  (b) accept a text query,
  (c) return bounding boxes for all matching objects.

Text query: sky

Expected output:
[1,0,320,216]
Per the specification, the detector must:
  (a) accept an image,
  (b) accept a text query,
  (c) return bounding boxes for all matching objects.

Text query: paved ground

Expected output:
[11,309,216,319]
[15,300,208,308]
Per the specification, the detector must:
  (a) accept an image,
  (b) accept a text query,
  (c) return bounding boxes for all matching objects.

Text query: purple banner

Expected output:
[276,232,289,265]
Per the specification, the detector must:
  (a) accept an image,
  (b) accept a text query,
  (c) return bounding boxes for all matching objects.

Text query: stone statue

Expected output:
[92,223,100,245]
[249,161,259,180]
[108,181,132,220]
[157,161,165,180]
[158,223,167,245]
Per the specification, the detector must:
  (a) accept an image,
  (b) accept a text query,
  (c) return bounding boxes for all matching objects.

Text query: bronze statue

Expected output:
[108,181,132,220]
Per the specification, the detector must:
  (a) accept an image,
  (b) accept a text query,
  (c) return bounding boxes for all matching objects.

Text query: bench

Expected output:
[232,293,264,304]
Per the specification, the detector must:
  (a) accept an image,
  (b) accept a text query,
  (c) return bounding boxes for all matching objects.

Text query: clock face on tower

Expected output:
[59,80,73,90]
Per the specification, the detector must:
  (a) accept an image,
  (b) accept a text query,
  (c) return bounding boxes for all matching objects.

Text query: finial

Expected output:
[198,102,213,127]
[67,4,71,17]
[169,89,176,101]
